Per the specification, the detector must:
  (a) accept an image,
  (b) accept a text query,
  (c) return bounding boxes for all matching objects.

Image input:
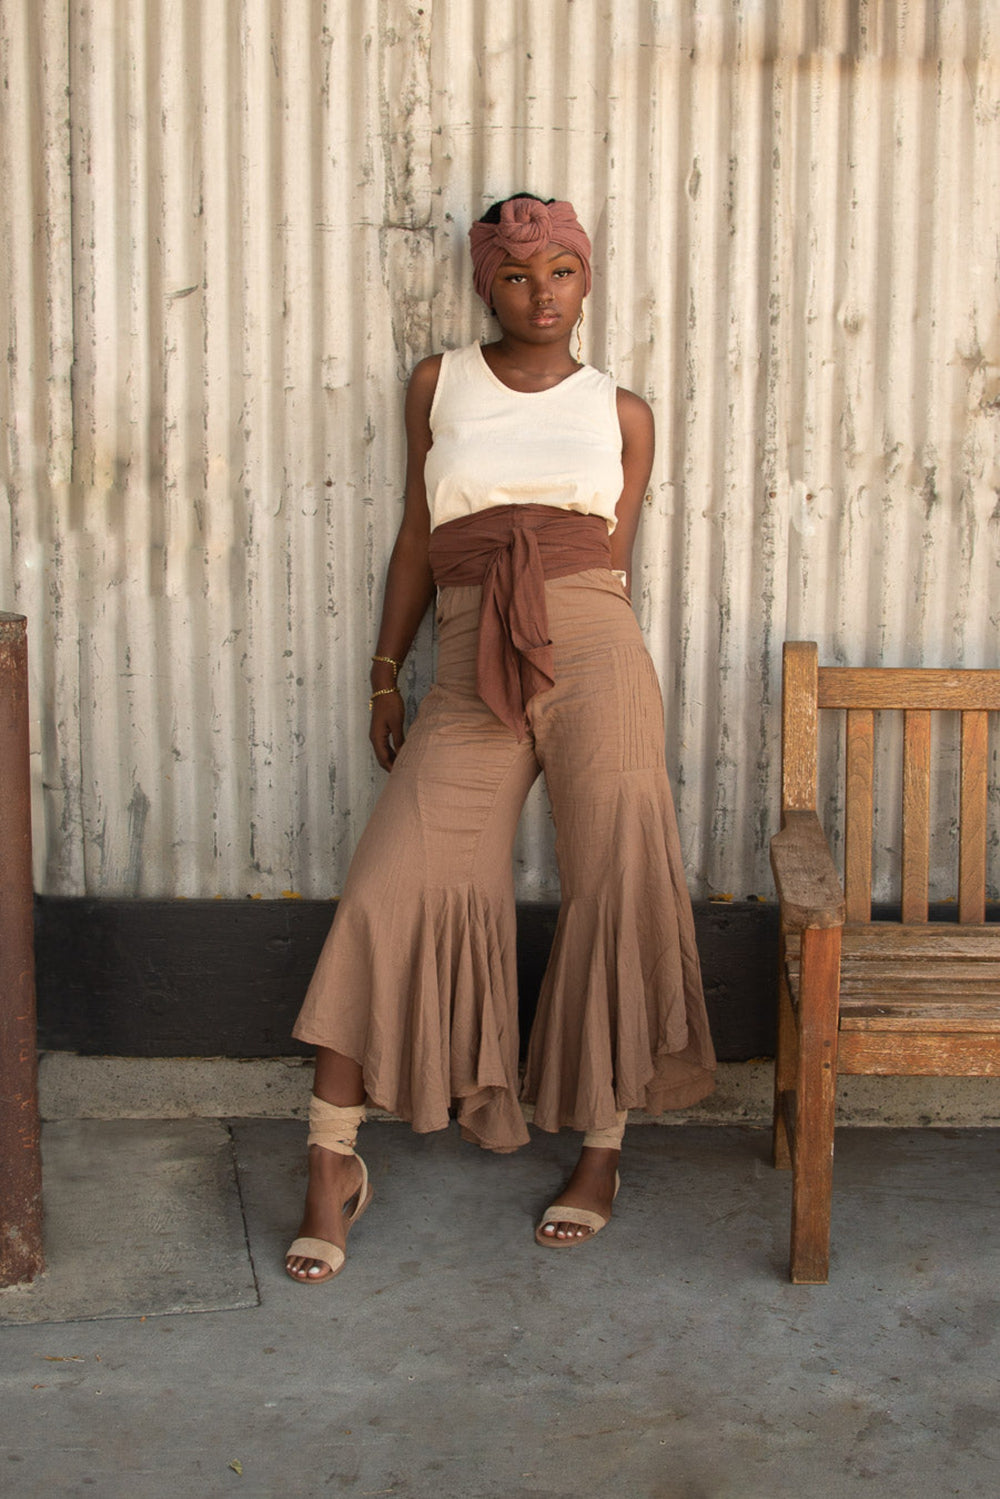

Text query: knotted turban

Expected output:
[468,198,592,307]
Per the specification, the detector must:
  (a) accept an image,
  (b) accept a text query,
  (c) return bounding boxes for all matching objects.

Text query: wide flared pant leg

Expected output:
[293,585,541,1152]
[522,570,716,1133]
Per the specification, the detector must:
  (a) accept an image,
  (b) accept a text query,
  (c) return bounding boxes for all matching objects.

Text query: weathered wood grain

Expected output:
[791,924,1000,958]
[781,643,819,815]
[819,670,1000,712]
[837,1033,1000,1075]
[772,929,795,1171]
[773,645,1000,1282]
[901,710,931,922]
[770,810,845,930]
[789,924,842,1284]
[840,1004,1000,1030]
[959,710,989,923]
[844,710,874,923]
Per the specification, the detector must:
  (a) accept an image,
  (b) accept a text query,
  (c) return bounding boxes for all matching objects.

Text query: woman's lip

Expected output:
[530,311,559,325]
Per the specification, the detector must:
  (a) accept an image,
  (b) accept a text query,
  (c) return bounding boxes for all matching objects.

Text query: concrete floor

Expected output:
[1,1118,999,1499]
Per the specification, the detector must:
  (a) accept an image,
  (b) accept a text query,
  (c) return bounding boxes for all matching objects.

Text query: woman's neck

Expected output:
[481,334,581,392]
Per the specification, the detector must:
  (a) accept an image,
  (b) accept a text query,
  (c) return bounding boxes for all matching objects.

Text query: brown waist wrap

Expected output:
[427,504,612,740]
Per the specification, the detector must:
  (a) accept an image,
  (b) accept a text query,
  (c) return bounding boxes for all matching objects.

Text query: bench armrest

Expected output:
[770,810,846,931]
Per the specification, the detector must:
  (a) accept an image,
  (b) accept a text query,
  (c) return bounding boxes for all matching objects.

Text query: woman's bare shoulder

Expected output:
[615,385,654,448]
[615,384,653,424]
[409,352,444,393]
[405,353,444,425]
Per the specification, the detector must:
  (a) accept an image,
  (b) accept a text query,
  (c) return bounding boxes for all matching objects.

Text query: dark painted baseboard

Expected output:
[35,897,997,1063]
[34,896,779,1062]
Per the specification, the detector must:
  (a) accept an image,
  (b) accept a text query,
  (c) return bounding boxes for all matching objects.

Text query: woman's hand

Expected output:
[369,689,405,771]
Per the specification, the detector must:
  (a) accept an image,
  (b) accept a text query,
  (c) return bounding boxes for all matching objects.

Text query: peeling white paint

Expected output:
[1,1,998,903]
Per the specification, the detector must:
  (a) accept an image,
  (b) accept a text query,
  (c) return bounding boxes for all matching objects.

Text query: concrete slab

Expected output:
[0,1120,258,1326]
[0,1120,998,1498]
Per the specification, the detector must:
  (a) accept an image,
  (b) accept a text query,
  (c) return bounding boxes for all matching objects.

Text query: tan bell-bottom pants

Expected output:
[293,568,716,1153]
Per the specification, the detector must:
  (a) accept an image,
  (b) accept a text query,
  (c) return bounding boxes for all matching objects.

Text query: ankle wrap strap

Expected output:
[307,1096,366,1156]
[582,1110,627,1150]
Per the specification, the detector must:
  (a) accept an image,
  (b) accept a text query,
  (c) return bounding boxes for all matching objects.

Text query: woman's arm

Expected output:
[368,354,441,770]
[610,387,655,596]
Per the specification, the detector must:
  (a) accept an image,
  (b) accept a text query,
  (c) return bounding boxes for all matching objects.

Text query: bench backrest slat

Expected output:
[782,644,1000,924]
[844,709,874,923]
[901,710,931,923]
[960,710,989,923]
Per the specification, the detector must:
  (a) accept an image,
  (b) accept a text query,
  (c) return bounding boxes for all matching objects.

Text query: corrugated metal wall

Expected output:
[2,0,998,902]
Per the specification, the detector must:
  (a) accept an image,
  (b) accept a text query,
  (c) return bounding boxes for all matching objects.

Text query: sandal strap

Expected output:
[285,1156,372,1279]
[285,1237,345,1274]
[346,1156,370,1226]
[537,1203,609,1234]
[537,1173,620,1237]
[307,1097,366,1155]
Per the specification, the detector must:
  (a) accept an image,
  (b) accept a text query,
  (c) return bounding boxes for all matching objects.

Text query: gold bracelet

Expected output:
[368,686,401,711]
[371,653,401,678]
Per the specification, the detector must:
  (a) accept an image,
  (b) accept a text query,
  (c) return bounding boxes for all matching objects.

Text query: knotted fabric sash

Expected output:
[427,504,612,740]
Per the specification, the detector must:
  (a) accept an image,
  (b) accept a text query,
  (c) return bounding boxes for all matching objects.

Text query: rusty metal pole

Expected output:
[0,612,44,1285]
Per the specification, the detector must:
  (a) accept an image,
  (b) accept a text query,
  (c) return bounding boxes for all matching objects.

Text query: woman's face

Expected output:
[489,242,585,344]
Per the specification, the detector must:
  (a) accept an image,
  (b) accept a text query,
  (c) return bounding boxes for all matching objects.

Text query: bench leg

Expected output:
[789,924,841,1284]
[772,933,794,1171]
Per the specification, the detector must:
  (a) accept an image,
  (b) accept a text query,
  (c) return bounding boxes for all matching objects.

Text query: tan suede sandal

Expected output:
[285,1156,373,1284]
[534,1171,620,1248]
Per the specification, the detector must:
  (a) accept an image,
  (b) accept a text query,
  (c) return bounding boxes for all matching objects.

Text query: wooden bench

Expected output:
[769,641,1000,1283]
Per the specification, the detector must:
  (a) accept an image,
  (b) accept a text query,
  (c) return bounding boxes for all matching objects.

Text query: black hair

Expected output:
[478,192,555,225]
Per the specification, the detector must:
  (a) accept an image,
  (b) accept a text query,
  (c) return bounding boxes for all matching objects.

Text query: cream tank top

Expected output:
[424,341,624,533]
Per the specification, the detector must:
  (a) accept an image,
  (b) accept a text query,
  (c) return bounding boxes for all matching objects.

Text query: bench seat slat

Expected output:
[786,976,1000,1023]
[785,925,1000,960]
[784,954,1000,1029]
[838,964,1000,985]
[839,1006,1000,1032]
[845,971,1000,995]
[836,1033,1000,1075]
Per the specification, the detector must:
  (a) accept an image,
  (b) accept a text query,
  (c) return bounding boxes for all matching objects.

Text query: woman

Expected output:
[286,194,715,1282]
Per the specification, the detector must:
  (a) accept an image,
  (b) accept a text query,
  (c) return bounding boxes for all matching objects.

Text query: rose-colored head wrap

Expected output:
[468,197,592,307]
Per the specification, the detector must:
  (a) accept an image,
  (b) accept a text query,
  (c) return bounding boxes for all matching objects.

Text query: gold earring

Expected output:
[575,308,585,361]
